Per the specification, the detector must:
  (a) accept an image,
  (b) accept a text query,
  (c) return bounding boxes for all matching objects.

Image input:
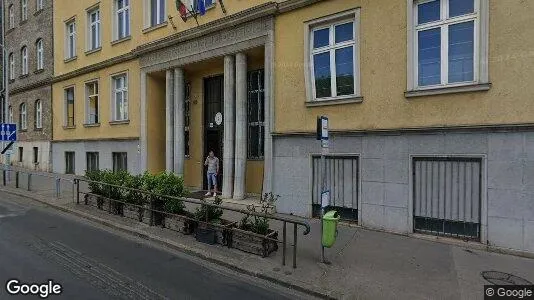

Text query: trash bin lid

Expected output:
[323,210,340,220]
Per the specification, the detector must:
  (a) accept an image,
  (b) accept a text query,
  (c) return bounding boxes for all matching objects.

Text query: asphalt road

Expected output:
[0,192,306,300]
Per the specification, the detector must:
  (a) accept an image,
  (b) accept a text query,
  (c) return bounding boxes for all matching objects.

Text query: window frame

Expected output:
[64,86,75,127]
[36,0,44,11]
[304,9,361,104]
[114,0,130,40]
[65,19,77,59]
[21,0,27,21]
[35,99,42,129]
[145,0,166,28]
[8,106,13,123]
[19,103,27,130]
[36,39,44,70]
[8,53,15,80]
[407,0,489,92]
[85,80,100,125]
[20,46,28,75]
[86,152,100,172]
[8,5,15,29]
[87,7,101,51]
[65,151,75,174]
[112,152,128,172]
[111,73,129,122]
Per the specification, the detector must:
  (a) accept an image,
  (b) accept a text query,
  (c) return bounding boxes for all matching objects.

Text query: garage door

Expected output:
[413,157,482,240]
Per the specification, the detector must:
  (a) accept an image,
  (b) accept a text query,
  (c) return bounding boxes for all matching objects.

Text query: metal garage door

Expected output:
[413,157,482,240]
[312,155,358,221]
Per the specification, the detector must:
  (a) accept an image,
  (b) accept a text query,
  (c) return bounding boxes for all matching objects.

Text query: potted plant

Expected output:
[194,196,236,245]
[232,193,279,257]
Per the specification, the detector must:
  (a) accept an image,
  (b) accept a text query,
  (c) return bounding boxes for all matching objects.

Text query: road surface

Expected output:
[0,191,307,300]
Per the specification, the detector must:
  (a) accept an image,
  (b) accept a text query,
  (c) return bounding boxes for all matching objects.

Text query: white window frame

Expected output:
[36,0,44,11]
[85,80,100,124]
[87,8,101,51]
[21,46,28,75]
[114,0,130,40]
[36,39,44,70]
[144,0,166,28]
[35,100,42,129]
[111,73,129,121]
[8,106,13,123]
[8,5,15,29]
[21,0,27,21]
[407,0,489,92]
[65,20,77,59]
[8,53,15,80]
[304,9,361,103]
[64,86,75,127]
[20,103,27,130]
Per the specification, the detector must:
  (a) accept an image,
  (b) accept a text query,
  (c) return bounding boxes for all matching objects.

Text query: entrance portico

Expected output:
[139,17,274,199]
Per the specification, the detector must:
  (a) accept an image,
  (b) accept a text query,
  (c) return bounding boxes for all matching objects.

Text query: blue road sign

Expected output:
[0,123,17,141]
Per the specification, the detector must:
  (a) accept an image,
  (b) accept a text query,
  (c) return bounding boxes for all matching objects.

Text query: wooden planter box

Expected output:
[123,203,144,222]
[230,229,279,257]
[163,214,197,235]
[195,219,236,246]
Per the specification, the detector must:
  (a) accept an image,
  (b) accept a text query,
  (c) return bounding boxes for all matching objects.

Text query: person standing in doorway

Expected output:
[204,150,219,197]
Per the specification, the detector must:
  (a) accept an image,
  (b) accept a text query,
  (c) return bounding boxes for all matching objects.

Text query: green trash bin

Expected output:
[322,210,340,248]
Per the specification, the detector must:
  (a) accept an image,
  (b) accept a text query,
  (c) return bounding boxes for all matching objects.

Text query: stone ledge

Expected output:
[305,96,363,107]
[405,83,492,98]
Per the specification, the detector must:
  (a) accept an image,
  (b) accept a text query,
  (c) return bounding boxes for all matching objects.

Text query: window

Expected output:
[410,0,487,90]
[247,70,265,159]
[21,0,27,21]
[20,46,28,75]
[114,0,130,40]
[18,147,23,162]
[8,106,13,123]
[148,0,166,27]
[19,103,27,130]
[35,100,42,128]
[185,82,191,156]
[65,20,76,59]
[112,152,127,172]
[8,53,15,80]
[86,152,99,172]
[112,74,128,121]
[8,5,14,29]
[85,81,99,124]
[87,8,101,51]
[65,152,75,174]
[307,10,360,102]
[36,39,44,70]
[65,87,75,127]
[33,147,38,164]
[36,0,44,11]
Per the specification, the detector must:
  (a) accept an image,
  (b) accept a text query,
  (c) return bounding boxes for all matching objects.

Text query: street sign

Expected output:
[0,124,17,141]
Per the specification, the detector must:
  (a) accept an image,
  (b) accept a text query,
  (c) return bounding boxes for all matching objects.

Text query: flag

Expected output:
[198,0,206,16]
[218,0,227,14]
[175,0,188,22]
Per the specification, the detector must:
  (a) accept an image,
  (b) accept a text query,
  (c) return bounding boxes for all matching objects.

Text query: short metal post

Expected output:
[2,170,6,186]
[282,221,287,266]
[75,179,80,204]
[15,171,19,188]
[293,223,297,269]
[55,178,60,198]
[27,173,31,191]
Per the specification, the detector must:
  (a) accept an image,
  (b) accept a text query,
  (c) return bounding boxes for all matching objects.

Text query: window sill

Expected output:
[305,96,363,107]
[6,28,14,34]
[34,9,43,16]
[142,22,168,34]
[34,68,44,74]
[247,157,265,161]
[109,120,130,125]
[111,36,131,46]
[83,123,100,128]
[19,20,28,25]
[405,83,492,98]
[34,127,42,131]
[19,74,29,79]
[85,47,102,56]
[20,129,27,132]
[64,56,77,63]
[9,79,15,84]
[63,125,76,130]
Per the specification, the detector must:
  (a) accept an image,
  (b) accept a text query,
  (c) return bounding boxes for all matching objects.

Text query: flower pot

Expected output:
[195,219,236,246]
[123,203,143,222]
[195,227,216,245]
[230,229,279,257]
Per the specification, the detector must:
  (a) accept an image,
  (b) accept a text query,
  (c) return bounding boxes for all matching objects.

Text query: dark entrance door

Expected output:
[203,76,224,190]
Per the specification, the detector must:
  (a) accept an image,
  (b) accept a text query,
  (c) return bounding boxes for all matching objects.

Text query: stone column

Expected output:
[140,71,148,172]
[263,28,274,194]
[233,53,247,200]
[165,70,175,173]
[174,68,185,177]
[222,55,236,199]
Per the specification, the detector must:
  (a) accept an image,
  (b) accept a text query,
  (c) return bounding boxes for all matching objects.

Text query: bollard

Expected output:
[55,178,60,198]
[2,170,6,186]
[75,179,80,204]
[15,172,19,188]
[27,174,32,191]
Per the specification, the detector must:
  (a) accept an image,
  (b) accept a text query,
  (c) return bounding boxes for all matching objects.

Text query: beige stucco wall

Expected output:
[274,0,534,133]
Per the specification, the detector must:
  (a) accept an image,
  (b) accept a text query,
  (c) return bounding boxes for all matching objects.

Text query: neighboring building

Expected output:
[3,0,52,171]
[273,0,534,254]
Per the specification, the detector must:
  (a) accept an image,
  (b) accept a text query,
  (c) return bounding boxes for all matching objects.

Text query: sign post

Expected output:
[317,116,329,264]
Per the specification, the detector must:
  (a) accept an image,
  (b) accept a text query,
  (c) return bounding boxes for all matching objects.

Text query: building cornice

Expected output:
[277,0,325,13]
[272,123,534,137]
[52,136,139,143]
[52,52,136,83]
[9,78,53,96]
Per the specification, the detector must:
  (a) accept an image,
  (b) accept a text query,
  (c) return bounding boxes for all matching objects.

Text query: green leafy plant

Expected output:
[195,195,223,223]
[239,193,279,235]
[85,169,103,195]
[123,174,145,205]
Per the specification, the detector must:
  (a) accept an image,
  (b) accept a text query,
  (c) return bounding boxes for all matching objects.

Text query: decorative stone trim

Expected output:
[305,96,363,107]
[405,83,492,98]
[54,52,135,83]
[52,136,139,142]
[109,120,130,125]
[9,78,52,96]
[277,0,325,13]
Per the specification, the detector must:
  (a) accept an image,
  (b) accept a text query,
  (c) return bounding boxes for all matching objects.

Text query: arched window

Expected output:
[36,39,44,70]
[8,106,13,123]
[35,100,42,129]
[21,46,28,75]
[19,103,27,130]
[21,0,28,21]
[8,53,15,80]
[8,5,14,29]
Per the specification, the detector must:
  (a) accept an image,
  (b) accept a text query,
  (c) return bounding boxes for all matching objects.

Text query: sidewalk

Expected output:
[2,174,534,299]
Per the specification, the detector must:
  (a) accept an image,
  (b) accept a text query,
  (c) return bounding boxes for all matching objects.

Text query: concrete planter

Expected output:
[123,203,144,222]
[141,205,152,225]
[84,194,100,208]
[163,214,197,235]
[195,219,236,246]
[230,229,279,257]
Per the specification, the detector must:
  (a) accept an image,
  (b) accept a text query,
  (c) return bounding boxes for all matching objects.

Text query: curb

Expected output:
[0,187,336,300]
